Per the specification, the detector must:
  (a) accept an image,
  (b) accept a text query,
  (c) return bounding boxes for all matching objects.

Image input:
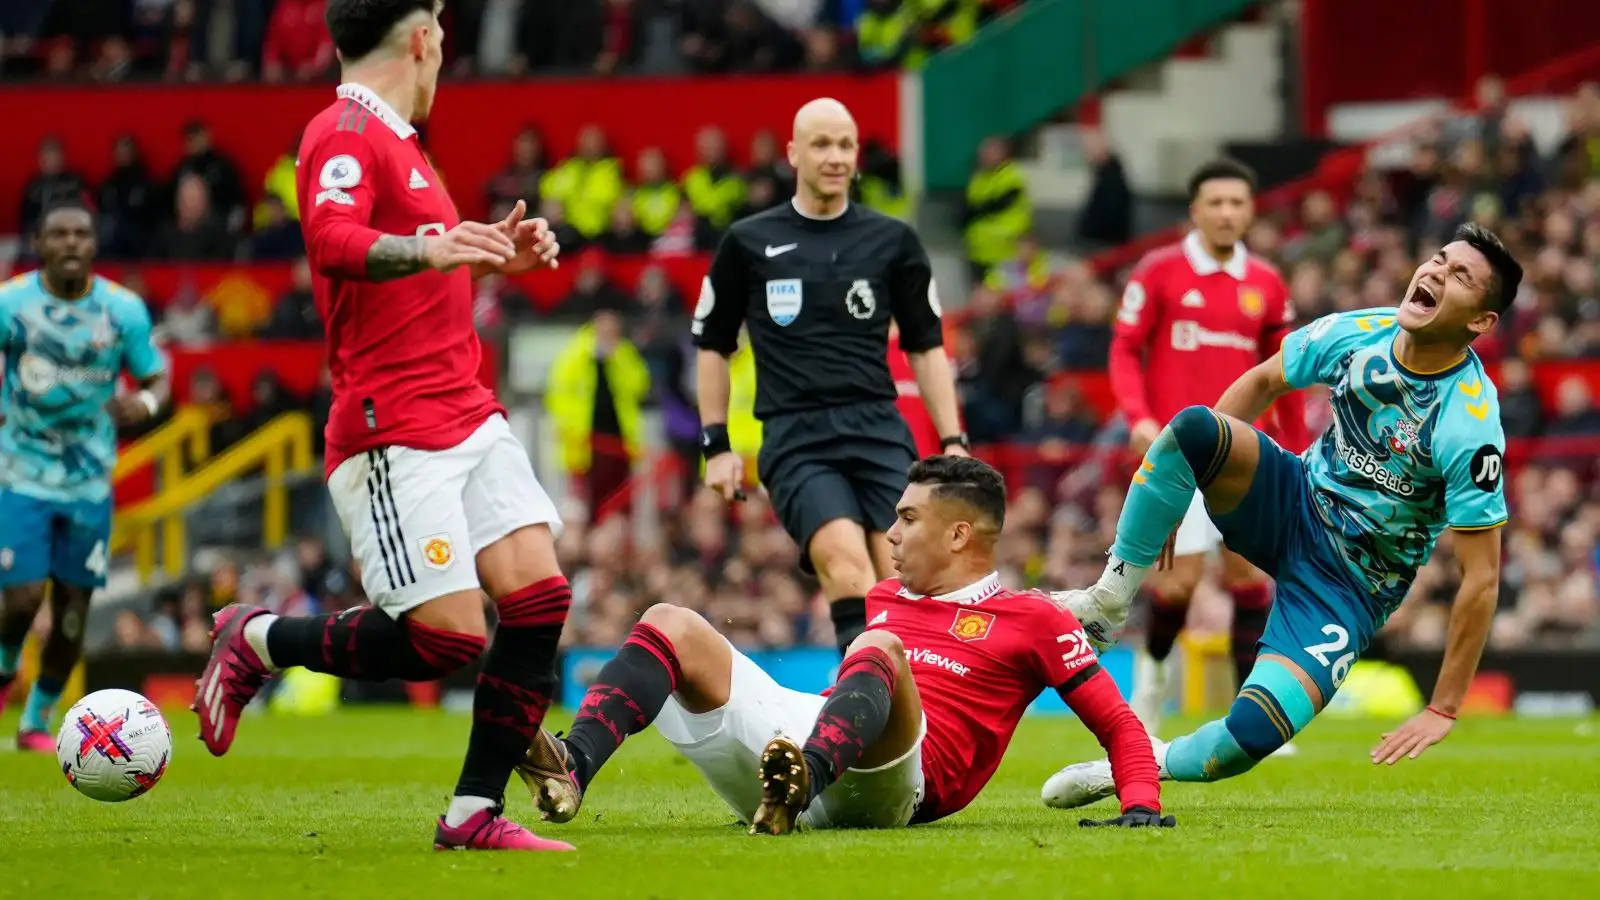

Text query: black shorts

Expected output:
[757,401,917,574]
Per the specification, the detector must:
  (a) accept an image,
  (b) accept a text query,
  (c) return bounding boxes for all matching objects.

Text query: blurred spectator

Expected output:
[162,281,219,347]
[560,249,631,318]
[962,135,1031,281]
[546,309,652,514]
[152,173,236,260]
[254,135,301,229]
[857,0,922,70]
[170,121,245,233]
[261,258,320,339]
[97,134,159,259]
[745,130,796,200]
[600,199,652,254]
[858,137,909,219]
[683,126,746,231]
[248,195,307,261]
[1545,376,1600,437]
[20,136,87,236]
[632,148,684,237]
[1077,128,1132,246]
[487,127,548,212]
[543,125,625,240]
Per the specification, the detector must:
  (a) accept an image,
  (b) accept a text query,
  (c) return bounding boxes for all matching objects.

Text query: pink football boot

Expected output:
[192,603,273,756]
[433,806,576,852]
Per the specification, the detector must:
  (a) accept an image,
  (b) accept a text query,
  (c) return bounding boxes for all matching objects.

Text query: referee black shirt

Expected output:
[691,199,945,418]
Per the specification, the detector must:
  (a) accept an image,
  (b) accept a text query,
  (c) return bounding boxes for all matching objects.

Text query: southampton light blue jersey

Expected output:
[0,273,165,503]
[1281,308,1508,615]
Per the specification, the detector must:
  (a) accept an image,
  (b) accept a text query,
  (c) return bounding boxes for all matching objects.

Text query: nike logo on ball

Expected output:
[765,243,798,257]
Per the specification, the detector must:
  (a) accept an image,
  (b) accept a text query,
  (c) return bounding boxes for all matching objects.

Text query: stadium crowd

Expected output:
[0,0,1022,81]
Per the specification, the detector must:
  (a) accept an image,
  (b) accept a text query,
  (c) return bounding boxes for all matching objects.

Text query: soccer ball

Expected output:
[54,689,172,802]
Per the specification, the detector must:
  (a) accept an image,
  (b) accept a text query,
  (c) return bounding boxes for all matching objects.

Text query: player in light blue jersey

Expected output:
[0,200,168,751]
[1042,224,1522,809]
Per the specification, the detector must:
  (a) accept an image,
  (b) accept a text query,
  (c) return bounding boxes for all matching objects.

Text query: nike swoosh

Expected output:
[765,244,798,257]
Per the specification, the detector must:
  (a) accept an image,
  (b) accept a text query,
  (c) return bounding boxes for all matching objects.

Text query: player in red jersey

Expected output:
[516,456,1171,833]
[191,0,578,853]
[1104,159,1307,742]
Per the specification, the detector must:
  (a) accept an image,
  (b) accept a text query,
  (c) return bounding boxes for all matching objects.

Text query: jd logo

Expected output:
[1470,444,1502,492]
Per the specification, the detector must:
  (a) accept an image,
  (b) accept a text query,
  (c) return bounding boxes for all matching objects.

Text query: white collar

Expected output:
[1182,230,1249,280]
[896,571,1003,604]
[791,196,848,221]
[336,83,416,140]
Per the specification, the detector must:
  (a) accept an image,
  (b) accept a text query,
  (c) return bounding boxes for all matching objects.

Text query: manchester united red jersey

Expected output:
[296,83,502,475]
[1110,232,1293,429]
[864,573,1110,821]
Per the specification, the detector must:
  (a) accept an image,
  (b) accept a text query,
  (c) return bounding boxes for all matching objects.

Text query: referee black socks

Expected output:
[829,596,868,657]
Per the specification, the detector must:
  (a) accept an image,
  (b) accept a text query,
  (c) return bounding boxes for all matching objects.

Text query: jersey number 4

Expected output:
[85,541,108,578]
[1304,624,1355,689]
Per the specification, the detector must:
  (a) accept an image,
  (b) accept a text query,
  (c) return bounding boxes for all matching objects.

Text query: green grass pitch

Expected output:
[3,707,1597,898]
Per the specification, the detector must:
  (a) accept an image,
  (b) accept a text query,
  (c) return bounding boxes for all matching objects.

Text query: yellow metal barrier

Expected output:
[112,405,214,484]
[113,412,317,583]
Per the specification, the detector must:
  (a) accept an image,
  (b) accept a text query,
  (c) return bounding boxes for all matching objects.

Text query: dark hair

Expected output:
[907,455,1007,534]
[37,195,95,234]
[1453,223,1522,313]
[1187,158,1257,202]
[326,0,439,61]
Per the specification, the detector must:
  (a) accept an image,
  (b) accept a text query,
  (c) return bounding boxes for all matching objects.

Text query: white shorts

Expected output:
[1172,489,1224,557]
[655,637,926,830]
[326,414,562,615]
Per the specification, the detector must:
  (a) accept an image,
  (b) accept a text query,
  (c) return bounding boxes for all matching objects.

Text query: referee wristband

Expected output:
[940,433,970,451]
[699,424,732,459]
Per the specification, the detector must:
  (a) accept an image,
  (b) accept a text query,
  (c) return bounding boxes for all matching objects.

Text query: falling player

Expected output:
[520,456,1172,833]
[1108,158,1306,739]
[1044,224,1518,809]
[0,200,168,751]
[191,0,573,852]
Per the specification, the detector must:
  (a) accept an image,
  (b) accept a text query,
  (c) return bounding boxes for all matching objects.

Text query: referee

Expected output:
[692,97,966,655]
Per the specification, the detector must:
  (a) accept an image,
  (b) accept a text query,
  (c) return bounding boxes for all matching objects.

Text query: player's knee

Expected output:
[1169,405,1228,484]
[846,627,904,661]
[1224,689,1294,762]
[638,602,711,649]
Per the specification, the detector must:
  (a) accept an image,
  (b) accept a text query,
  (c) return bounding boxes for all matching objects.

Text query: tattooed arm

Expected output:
[365,235,430,282]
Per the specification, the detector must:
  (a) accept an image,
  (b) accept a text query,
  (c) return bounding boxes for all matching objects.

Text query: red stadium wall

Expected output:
[1299,0,1600,133]
[0,74,901,233]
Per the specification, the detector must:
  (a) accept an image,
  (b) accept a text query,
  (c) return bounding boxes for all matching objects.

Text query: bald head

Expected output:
[792,97,856,140]
[788,97,859,209]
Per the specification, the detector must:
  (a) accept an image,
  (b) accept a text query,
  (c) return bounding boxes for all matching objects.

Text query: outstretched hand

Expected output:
[1371,707,1454,765]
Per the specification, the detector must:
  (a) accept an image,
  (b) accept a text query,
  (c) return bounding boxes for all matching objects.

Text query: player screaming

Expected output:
[1045,224,1519,809]
[1109,159,1306,741]
[191,0,575,852]
[0,200,168,750]
[518,456,1172,833]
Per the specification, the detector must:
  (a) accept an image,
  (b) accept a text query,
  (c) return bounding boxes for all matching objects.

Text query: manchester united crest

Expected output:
[1238,286,1265,318]
[949,609,996,643]
[419,534,455,571]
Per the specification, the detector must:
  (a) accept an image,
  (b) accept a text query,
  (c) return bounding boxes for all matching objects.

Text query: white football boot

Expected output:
[1042,737,1170,810]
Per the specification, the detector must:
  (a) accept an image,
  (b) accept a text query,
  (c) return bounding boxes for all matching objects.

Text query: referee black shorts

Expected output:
[757,400,918,574]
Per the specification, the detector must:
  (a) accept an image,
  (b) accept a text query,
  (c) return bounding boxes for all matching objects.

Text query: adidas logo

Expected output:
[408,168,429,189]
